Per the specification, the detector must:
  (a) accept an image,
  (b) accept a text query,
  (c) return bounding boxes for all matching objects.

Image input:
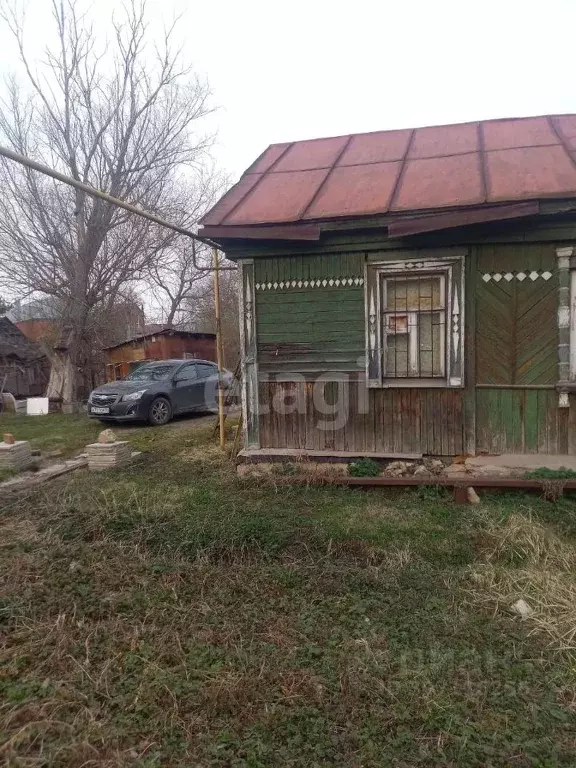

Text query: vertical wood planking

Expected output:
[257,382,464,456]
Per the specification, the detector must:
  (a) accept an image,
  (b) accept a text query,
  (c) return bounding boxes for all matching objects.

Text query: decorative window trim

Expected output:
[254,277,364,291]
[481,270,552,283]
[238,260,260,447]
[364,254,465,388]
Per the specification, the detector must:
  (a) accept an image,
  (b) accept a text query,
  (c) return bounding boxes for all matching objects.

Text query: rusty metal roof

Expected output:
[201,115,576,229]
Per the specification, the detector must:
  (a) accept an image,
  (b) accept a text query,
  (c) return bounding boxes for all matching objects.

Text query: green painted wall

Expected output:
[476,243,557,385]
[474,242,561,453]
[255,253,365,373]
[232,214,576,455]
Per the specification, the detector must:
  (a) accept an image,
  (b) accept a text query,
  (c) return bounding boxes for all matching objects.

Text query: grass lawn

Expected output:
[1,414,576,765]
[0,413,149,459]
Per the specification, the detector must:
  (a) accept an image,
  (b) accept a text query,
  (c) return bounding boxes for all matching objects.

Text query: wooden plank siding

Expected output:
[475,242,561,453]
[255,253,365,374]
[258,381,463,456]
[236,217,576,457]
[475,389,570,454]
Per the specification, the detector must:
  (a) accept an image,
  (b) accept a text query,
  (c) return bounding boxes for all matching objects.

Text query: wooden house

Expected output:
[0,317,49,398]
[200,115,576,459]
[104,328,217,381]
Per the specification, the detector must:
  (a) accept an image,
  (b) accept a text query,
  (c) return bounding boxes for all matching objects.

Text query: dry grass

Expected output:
[466,513,576,660]
[2,416,576,764]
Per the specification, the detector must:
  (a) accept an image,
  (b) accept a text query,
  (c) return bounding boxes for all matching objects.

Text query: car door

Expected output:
[195,362,219,410]
[171,363,204,413]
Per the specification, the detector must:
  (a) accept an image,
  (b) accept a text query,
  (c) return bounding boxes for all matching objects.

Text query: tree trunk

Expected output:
[46,349,74,402]
[164,301,179,329]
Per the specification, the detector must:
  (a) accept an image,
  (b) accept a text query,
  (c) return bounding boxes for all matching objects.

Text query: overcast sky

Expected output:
[182,0,576,179]
[1,0,575,181]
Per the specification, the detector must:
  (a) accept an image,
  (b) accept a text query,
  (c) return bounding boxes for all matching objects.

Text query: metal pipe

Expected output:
[213,247,226,449]
[0,143,236,270]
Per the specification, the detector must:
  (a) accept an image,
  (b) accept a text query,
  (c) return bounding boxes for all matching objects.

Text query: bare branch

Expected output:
[0,0,218,400]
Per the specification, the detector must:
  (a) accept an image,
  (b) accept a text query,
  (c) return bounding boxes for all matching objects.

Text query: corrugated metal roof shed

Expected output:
[201,115,576,229]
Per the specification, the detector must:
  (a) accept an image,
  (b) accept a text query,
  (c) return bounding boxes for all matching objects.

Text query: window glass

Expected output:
[418,313,444,376]
[196,363,216,378]
[383,273,446,379]
[385,276,442,311]
[385,332,409,377]
[125,363,177,381]
[175,363,197,381]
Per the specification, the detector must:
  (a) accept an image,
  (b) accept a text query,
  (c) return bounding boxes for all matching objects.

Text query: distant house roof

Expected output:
[103,327,215,351]
[0,317,46,361]
[7,296,62,323]
[200,114,576,229]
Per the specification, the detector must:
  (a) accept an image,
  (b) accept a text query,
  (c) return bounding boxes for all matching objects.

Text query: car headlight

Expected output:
[123,389,147,401]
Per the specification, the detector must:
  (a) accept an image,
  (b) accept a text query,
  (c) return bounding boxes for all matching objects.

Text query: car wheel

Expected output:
[148,397,172,426]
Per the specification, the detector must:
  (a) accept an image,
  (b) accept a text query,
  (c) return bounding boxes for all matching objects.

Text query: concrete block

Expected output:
[86,441,132,471]
[0,440,34,471]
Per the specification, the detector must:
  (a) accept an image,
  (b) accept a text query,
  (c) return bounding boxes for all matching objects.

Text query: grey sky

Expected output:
[2,0,576,181]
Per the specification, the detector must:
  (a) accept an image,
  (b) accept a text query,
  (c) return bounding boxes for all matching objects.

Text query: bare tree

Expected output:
[0,0,216,401]
[145,174,224,328]
[186,265,240,368]
[147,241,211,328]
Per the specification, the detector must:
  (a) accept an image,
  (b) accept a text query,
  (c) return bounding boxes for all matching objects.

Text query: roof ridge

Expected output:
[263,113,576,149]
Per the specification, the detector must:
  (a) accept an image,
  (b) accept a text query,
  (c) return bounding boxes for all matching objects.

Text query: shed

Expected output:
[0,317,49,398]
[103,328,217,381]
[201,114,576,460]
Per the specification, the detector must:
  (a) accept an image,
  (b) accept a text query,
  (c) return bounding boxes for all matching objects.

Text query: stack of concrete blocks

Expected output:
[0,433,34,472]
[86,429,132,471]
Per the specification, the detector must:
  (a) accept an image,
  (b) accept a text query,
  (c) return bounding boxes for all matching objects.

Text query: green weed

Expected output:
[0,415,575,765]
[348,457,380,477]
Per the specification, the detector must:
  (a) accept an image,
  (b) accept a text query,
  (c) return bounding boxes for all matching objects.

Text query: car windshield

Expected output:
[124,363,177,382]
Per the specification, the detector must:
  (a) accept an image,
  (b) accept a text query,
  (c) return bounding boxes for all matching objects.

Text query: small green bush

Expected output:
[524,466,576,480]
[348,458,381,477]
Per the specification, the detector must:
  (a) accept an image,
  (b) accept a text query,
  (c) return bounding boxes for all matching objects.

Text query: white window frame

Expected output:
[365,254,465,388]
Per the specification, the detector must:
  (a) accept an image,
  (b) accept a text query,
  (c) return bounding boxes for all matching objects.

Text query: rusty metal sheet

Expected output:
[303,162,401,219]
[388,202,539,237]
[244,143,291,174]
[199,173,263,225]
[338,130,411,165]
[409,121,478,158]
[392,153,484,211]
[554,115,576,150]
[555,114,576,138]
[225,168,330,224]
[483,117,558,150]
[486,145,576,202]
[273,136,349,172]
[201,114,576,229]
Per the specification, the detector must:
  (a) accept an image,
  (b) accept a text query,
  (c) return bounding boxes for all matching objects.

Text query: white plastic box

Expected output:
[26,397,49,416]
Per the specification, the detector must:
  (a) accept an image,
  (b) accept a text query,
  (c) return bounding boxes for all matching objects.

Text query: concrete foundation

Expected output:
[86,441,132,471]
[466,454,576,472]
[0,440,34,471]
